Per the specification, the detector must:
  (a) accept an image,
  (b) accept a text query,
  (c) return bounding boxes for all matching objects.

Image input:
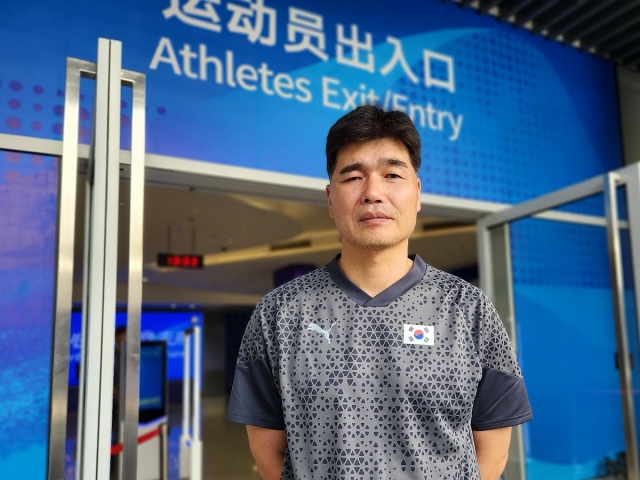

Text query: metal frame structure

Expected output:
[180,325,203,480]
[120,53,146,480]
[44,38,146,480]
[477,163,640,480]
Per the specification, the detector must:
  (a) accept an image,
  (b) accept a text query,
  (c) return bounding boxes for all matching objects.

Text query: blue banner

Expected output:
[0,0,622,203]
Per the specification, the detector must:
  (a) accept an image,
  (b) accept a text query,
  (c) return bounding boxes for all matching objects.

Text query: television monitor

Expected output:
[138,341,168,424]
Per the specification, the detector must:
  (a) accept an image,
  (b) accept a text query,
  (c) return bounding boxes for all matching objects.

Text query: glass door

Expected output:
[477,165,640,480]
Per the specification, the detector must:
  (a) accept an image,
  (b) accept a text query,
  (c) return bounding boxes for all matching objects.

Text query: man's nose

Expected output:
[361,177,384,204]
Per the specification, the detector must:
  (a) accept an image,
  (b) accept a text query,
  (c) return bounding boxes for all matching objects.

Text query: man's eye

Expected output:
[386,173,402,179]
[344,176,361,182]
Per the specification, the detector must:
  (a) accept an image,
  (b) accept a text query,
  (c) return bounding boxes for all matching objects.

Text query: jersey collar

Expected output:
[326,254,427,307]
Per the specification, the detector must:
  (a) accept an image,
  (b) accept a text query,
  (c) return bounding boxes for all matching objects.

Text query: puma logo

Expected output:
[307,322,337,345]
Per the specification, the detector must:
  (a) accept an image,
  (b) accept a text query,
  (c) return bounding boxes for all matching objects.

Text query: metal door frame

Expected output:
[477,163,640,480]
[46,38,146,480]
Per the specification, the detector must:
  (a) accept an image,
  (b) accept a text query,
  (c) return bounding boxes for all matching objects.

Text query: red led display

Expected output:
[157,253,204,269]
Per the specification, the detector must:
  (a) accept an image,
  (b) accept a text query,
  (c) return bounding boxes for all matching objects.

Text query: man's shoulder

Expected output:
[418,262,491,306]
[258,264,333,309]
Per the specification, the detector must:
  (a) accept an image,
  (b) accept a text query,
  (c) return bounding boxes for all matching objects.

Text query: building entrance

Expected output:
[1,38,637,480]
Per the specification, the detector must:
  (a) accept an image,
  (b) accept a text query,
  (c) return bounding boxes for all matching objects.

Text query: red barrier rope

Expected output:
[110,425,163,456]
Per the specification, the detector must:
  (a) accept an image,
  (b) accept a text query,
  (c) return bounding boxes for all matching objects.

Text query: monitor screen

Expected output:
[138,341,167,423]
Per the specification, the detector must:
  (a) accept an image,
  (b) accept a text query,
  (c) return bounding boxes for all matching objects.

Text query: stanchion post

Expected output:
[180,329,193,478]
[192,325,202,480]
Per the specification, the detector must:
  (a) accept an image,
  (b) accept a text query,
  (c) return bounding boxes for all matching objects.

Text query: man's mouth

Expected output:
[359,212,391,222]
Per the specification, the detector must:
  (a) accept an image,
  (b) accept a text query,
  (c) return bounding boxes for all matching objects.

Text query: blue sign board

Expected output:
[0,0,622,203]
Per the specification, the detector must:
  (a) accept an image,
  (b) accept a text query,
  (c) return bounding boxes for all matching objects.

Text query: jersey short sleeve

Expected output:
[227,300,285,430]
[471,298,533,431]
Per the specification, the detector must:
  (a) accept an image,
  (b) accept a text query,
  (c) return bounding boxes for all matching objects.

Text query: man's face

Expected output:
[326,138,421,252]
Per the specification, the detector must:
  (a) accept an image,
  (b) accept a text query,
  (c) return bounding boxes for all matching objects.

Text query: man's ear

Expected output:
[416,177,422,212]
[326,184,334,218]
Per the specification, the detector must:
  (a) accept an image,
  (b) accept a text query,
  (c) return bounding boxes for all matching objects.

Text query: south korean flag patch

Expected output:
[403,324,434,345]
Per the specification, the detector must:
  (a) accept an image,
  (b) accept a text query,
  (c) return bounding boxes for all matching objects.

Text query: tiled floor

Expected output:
[201,396,262,480]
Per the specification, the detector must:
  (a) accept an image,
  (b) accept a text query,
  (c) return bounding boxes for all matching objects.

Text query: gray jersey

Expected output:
[228,255,532,479]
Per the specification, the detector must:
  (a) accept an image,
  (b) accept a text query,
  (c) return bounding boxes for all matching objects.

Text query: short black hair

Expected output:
[325,105,421,178]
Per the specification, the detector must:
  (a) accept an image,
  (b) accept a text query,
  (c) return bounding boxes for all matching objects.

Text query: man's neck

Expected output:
[337,243,414,297]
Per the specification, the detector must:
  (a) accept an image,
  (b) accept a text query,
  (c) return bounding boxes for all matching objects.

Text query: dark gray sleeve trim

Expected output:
[471,367,533,431]
[227,358,285,430]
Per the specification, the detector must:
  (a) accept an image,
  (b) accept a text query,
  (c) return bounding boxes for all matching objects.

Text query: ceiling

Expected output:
[72,180,478,308]
[446,0,640,72]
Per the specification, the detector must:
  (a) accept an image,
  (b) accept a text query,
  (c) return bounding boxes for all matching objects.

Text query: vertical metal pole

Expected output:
[493,225,526,480]
[192,325,203,480]
[488,225,516,338]
[161,423,169,480]
[184,330,192,436]
[116,337,126,480]
[604,172,640,480]
[477,219,494,300]
[76,129,93,480]
[47,57,82,480]
[180,330,192,478]
[623,164,640,407]
[65,58,99,480]
[78,39,108,480]
[121,69,146,480]
[78,38,122,480]
[477,219,527,480]
[101,42,123,479]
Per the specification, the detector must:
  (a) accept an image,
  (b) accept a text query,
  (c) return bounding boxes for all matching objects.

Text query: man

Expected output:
[228,105,532,480]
